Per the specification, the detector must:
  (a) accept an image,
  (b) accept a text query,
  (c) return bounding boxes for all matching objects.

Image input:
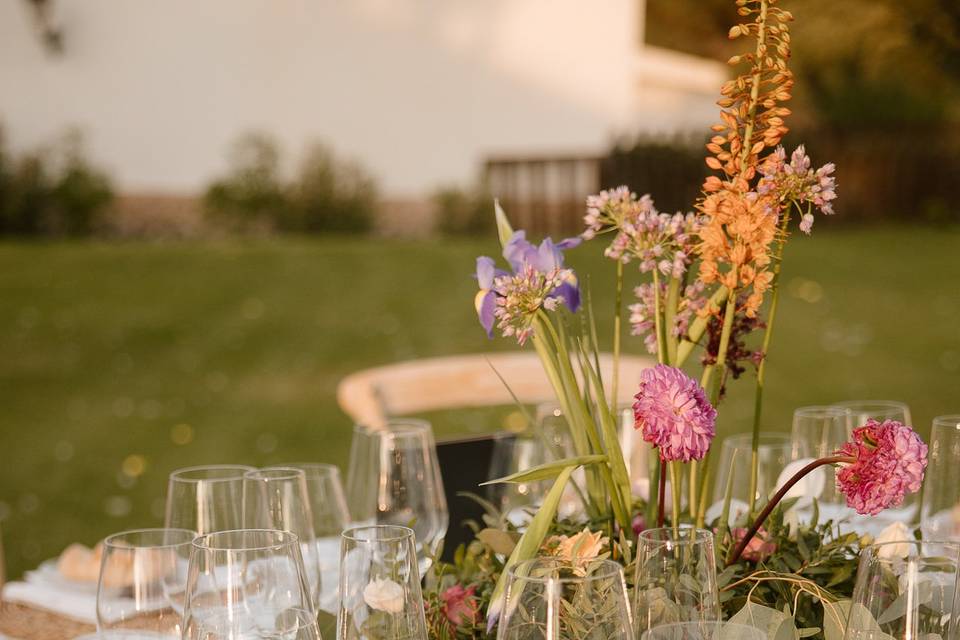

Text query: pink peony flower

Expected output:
[732,527,777,562]
[835,419,927,516]
[441,584,480,627]
[633,365,717,462]
[632,514,647,536]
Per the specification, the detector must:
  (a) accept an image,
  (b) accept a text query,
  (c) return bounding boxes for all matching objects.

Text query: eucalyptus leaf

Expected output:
[476,528,520,556]
[728,601,799,640]
[822,600,851,640]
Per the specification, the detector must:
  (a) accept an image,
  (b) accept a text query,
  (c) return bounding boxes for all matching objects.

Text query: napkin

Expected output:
[2,557,121,624]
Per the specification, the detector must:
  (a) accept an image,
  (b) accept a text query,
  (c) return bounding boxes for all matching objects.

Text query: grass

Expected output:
[1,226,958,579]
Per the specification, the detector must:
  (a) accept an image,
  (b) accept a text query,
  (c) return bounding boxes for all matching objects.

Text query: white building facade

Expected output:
[0,0,725,200]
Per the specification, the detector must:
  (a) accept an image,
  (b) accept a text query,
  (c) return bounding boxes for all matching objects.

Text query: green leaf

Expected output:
[728,601,799,640]
[476,528,520,556]
[316,610,337,640]
[494,199,514,248]
[823,600,852,640]
[480,454,607,485]
[487,466,575,622]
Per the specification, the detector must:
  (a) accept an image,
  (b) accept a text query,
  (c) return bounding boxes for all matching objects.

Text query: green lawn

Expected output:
[1,227,958,579]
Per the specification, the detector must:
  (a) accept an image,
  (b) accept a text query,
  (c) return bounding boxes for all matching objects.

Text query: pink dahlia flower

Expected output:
[441,584,480,627]
[633,365,717,462]
[732,527,777,562]
[835,419,927,516]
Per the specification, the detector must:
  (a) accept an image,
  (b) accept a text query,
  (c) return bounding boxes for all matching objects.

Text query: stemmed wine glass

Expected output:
[182,529,316,639]
[711,433,793,519]
[844,540,960,640]
[165,465,254,535]
[920,415,960,541]
[790,405,852,520]
[96,528,195,637]
[337,525,427,640]
[284,462,352,611]
[243,467,323,611]
[346,420,448,567]
[497,557,634,640]
[634,528,720,637]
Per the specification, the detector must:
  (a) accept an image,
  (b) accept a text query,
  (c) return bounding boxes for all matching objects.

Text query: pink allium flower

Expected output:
[835,419,927,516]
[732,527,777,562]
[633,365,717,462]
[440,584,480,627]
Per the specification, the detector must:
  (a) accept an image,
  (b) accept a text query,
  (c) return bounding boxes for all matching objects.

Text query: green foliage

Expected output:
[434,185,494,236]
[0,128,113,236]
[714,504,863,635]
[203,132,377,234]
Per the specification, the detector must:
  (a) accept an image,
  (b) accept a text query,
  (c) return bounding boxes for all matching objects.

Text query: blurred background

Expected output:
[0,0,958,579]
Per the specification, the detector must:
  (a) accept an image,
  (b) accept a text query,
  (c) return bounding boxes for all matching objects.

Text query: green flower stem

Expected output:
[664,276,681,366]
[611,260,623,408]
[695,450,713,527]
[652,270,668,365]
[688,460,698,522]
[747,207,792,512]
[710,293,738,407]
[535,311,630,529]
[530,324,602,516]
[736,0,769,175]
[726,455,853,566]
[677,286,729,367]
[656,460,666,528]
[647,454,661,528]
[669,461,682,536]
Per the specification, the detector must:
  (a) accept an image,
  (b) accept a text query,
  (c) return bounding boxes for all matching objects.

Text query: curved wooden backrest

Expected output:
[336,352,655,427]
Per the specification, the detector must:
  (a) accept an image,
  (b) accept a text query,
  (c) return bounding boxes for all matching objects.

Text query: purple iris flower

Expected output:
[474,231,582,337]
[474,256,500,337]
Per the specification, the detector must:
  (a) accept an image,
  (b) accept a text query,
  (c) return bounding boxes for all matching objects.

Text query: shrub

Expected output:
[432,184,493,236]
[0,128,113,237]
[202,133,288,234]
[286,143,376,234]
[203,133,377,235]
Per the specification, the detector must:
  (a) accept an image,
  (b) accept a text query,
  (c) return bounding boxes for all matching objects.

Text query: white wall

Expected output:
[0,0,723,198]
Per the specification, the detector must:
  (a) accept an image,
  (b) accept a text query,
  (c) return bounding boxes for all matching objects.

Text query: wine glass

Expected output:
[182,529,316,640]
[96,528,195,637]
[497,557,634,640]
[844,540,960,640]
[346,420,448,565]
[285,462,352,611]
[193,607,322,639]
[791,406,852,518]
[921,415,960,541]
[833,400,917,530]
[640,622,766,640]
[634,528,720,636]
[487,433,551,515]
[711,433,793,518]
[244,467,323,611]
[165,465,254,535]
[337,525,427,640]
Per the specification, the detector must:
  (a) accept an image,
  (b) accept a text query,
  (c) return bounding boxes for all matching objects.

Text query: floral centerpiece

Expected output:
[424,1,929,638]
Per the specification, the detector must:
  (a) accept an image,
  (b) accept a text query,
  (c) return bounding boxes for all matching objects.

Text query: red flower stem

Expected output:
[725,455,854,566]
[657,460,667,528]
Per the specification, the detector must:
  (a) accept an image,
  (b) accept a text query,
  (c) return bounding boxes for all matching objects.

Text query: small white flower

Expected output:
[363,577,405,614]
[875,521,914,559]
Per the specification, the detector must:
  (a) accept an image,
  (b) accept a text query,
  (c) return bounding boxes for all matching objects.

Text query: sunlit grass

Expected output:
[0,226,957,578]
